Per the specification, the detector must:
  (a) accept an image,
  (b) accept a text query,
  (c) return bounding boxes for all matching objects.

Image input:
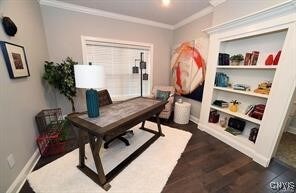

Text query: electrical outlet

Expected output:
[7,154,15,169]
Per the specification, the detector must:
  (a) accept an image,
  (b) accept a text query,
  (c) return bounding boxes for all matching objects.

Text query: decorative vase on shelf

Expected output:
[230,54,244,66]
[229,100,240,112]
[230,60,241,66]
[265,54,273,65]
[219,117,228,128]
[229,104,238,112]
[273,50,281,65]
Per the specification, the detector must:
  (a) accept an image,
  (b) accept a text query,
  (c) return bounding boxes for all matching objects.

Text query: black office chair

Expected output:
[97,89,134,148]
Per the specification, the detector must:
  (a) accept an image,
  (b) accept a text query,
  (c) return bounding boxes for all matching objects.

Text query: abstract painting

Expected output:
[171,40,207,101]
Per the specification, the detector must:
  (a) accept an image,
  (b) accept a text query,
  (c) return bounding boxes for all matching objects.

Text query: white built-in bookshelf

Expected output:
[199,1,296,167]
[209,30,286,147]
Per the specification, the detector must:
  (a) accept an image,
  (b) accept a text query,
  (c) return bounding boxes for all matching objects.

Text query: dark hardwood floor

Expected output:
[20,120,296,193]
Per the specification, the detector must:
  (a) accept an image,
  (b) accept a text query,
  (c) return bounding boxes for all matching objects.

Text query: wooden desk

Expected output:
[67,97,166,191]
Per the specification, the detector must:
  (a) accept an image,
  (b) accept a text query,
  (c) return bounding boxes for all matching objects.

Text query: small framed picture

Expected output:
[0,41,30,79]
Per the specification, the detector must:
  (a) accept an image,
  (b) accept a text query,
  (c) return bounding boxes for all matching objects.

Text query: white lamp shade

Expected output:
[74,64,105,89]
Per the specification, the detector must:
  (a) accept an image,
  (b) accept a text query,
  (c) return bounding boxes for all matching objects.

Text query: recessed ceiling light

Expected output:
[162,0,171,7]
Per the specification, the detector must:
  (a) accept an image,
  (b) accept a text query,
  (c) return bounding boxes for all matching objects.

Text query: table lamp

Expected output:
[74,64,105,118]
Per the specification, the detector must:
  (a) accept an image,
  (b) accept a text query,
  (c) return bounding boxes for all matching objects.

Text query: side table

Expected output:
[174,102,191,124]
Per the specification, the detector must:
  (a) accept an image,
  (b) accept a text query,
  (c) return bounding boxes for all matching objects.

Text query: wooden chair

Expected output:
[97,89,133,148]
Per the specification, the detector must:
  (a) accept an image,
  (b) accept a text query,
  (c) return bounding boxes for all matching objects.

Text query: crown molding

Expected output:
[209,0,226,7]
[203,0,296,34]
[39,0,174,30]
[173,6,213,29]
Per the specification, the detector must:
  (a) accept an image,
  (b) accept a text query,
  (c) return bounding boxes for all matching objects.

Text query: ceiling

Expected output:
[58,0,211,25]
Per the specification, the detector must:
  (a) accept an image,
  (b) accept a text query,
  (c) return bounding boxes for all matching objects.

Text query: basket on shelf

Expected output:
[35,108,66,157]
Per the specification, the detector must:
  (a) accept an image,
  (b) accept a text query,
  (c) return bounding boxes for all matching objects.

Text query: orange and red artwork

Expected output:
[171,41,206,101]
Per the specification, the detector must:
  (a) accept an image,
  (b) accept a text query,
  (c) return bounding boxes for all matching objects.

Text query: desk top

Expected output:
[79,97,160,127]
[67,97,166,136]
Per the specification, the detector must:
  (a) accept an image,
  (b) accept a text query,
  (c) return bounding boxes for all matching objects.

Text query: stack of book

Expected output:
[213,100,229,108]
[244,51,260,65]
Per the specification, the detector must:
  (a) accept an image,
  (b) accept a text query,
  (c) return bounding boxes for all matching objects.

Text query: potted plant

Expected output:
[43,57,77,112]
[230,54,244,65]
[229,100,241,112]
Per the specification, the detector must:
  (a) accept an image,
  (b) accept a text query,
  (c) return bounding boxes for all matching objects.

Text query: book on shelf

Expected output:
[213,100,229,108]
[218,53,230,65]
[244,53,252,65]
[245,105,254,115]
[250,51,260,65]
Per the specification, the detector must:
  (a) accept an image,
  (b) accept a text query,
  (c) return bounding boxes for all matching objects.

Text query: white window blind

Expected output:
[85,40,151,100]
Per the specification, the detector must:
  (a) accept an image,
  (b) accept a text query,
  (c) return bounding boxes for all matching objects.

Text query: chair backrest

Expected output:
[97,89,113,107]
[152,86,175,97]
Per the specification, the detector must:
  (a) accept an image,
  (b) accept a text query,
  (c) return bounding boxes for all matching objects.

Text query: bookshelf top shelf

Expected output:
[213,86,269,99]
[216,65,277,69]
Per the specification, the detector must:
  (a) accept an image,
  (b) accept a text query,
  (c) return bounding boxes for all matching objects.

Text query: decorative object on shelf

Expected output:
[215,72,229,87]
[225,117,246,136]
[213,99,229,108]
[218,53,230,65]
[1,16,17,36]
[248,104,266,120]
[43,57,77,112]
[249,127,259,143]
[245,105,254,115]
[232,84,250,91]
[250,51,260,65]
[244,52,252,65]
[229,100,240,112]
[219,116,228,128]
[254,81,272,95]
[0,41,29,78]
[209,110,220,123]
[273,50,281,65]
[230,54,244,65]
[265,54,274,65]
[171,40,206,102]
[132,52,148,96]
[74,64,105,118]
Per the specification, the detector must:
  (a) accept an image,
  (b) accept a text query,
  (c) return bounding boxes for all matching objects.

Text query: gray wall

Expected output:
[172,0,287,119]
[0,0,52,192]
[40,6,174,114]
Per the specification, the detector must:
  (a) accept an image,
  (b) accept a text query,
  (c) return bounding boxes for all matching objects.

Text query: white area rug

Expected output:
[27,121,191,193]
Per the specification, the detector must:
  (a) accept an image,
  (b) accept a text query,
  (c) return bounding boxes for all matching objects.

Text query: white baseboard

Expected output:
[198,123,270,167]
[252,153,270,167]
[6,149,40,193]
[189,115,199,124]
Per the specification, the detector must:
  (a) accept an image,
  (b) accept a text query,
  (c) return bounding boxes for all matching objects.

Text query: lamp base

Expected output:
[86,89,100,118]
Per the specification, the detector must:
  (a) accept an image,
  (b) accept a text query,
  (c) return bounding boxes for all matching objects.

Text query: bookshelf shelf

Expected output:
[211,105,261,125]
[207,123,255,149]
[216,65,277,69]
[213,86,269,99]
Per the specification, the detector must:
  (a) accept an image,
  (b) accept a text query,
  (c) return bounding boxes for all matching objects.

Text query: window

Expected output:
[82,37,153,100]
